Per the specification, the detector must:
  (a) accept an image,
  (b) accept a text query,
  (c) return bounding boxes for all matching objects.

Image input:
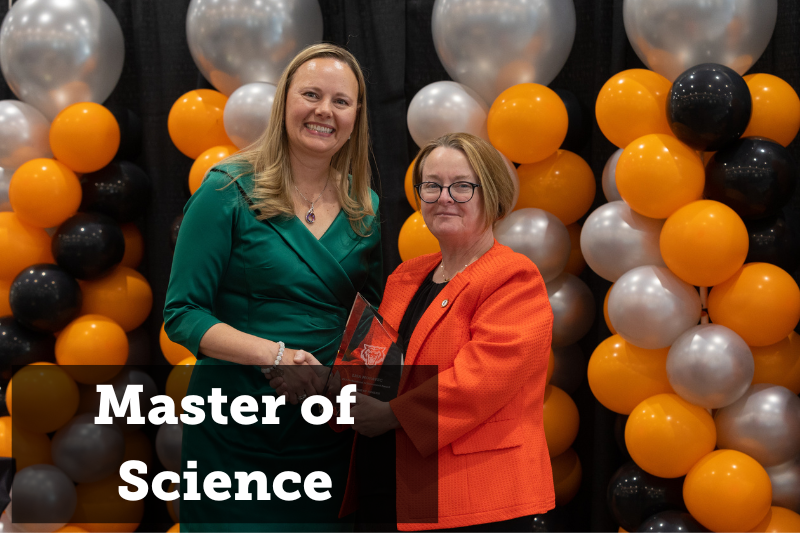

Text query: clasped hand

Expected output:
[267,348,328,405]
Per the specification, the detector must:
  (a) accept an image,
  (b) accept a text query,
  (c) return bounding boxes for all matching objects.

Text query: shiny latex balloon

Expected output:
[623,0,776,82]
[660,200,749,287]
[608,266,702,350]
[168,89,232,159]
[704,137,798,220]
[743,74,800,147]
[432,0,575,104]
[550,344,585,395]
[9,264,82,332]
[186,0,322,96]
[11,464,77,531]
[79,162,151,224]
[0,166,10,212]
[715,384,800,468]
[55,314,127,384]
[155,422,183,473]
[607,461,686,533]
[708,263,800,347]
[169,215,184,253]
[564,223,586,277]
[0,212,53,281]
[542,385,579,458]
[581,201,665,283]
[105,105,143,162]
[0,316,55,373]
[553,89,591,153]
[9,362,79,433]
[77,368,157,433]
[745,214,799,273]
[749,507,800,533]
[0,416,53,471]
[223,82,277,149]
[80,266,153,332]
[602,149,624,203]
[398,212,440,262]
[765,457,800,514]
[119,224,143,270]
[52,213,125,280]
[0,0,125,121]
[531,510,564,533]
[666,324,754,409]
[0,100,52,171]
[751,332,800,395]
[404,158,418,210]
[684,449,772,533]
[49,103,120,173]
[495,208,570,283]
[52,413,125,484]
[588,335,673,415]
[667,63,752,151]
[126,328,151,366]
[515,150,595,226]
[407,81,489,148]
[166,356,197,415]
[487,84,568,164]
[71,474,144,532]
[546,272,595,347]
[595,69,673,149]
[551,448,581,506]
[615,134,705,219]
[9,158,81,228]
[636,510,708,533]
[603,284,616,334]
[160,322,193,365]
[626,393,716,478]
[189,145,238,194]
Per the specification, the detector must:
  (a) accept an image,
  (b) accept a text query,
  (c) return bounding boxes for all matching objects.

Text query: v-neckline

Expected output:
[295,207,343,242]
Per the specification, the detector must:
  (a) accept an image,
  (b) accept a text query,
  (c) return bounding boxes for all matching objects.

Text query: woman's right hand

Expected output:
[268,348,327,404]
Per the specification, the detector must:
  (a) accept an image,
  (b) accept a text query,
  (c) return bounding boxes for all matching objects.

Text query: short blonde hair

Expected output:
[413,133,515,228]
[224,43,375,236]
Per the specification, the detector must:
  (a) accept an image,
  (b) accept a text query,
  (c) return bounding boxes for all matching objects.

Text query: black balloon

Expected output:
[0,316,56,376]
[170,214,184,252]
[52,213,125,280]
[667,63,752,151]
[531,507,565,532]
[80,161,151,223]
[705,137,797,220]
[9,264,82,332]
[105,104,143,161]
[637,510,709,532]
[608,461,686,532]
[745,213,800,272]
[553,88,590,153]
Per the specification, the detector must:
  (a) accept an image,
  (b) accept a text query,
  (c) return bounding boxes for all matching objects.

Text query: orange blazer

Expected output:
[339,241,555,531]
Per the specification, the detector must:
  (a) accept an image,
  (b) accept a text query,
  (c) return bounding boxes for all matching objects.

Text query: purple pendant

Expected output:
[305,208,316,224]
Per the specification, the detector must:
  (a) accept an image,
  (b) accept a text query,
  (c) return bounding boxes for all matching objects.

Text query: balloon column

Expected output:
[587,4,800,530]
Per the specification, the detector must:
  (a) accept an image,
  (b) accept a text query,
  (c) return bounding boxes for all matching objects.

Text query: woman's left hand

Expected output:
[350,392,400,437]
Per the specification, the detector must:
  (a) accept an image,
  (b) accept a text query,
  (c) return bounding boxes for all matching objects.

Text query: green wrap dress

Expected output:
[163,164,383,531]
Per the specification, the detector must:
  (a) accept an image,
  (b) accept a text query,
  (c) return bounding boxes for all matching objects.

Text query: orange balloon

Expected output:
[603,284,616,335]
[708,263,800,347]
[0,212,53,280]
[564,223,586,277]
[751,332,800,394]
[588,335,672,415]
[9,158,82,228]
[189,145,238,194]
[80,266,153,332]
[0,416,52,471]
[743,73,800,147]
[660,200,749,287]
[56,314,128,383]
[684,449,772,532]
[122,430,152,469]
[50,103,120,173]
[398,211,440,261]
[546,348,555,385]
[168,89,232,159]
[166,356,197,414]
[404,157,418,210]
[0,278,11,316]
[615,134,705,219]
[119,223,143,269]
[160,322,193,365]
[749,507,800,533]
[167,524,180,533]
[56,526,89,532]
[8,362,79,433]
[542,385,579,458]
[596,69,673,148]
[625,393,716,478]
[71,475,144,533]
[487,83,568,164]
[551,447,582,506]
[516,150,596,225]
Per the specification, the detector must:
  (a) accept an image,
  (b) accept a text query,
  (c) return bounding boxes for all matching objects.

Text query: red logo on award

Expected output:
[360,344,387,368]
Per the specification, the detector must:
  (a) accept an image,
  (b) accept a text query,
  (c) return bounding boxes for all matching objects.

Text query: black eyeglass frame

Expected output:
[414,181,482,203]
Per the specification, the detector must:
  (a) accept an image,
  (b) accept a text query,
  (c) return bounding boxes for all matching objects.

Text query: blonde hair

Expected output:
[223,44,375,236]
[413,133,515,228]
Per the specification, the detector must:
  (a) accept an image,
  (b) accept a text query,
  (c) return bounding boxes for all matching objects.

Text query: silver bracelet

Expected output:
[261,341,285,374]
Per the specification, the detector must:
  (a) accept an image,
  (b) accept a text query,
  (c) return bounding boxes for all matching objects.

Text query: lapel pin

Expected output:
[441,299,448,307]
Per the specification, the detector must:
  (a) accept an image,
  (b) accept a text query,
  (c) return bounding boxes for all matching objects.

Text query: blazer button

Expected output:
[441,299,448,307]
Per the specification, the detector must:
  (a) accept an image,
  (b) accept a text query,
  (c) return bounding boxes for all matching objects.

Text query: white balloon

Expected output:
[0,101,52,172]
[0,168,10,213]
[602,149,623,203]
[495,208,570,283]
[407,81,488,148]
[546,273,596,347]
[224,82,277,149]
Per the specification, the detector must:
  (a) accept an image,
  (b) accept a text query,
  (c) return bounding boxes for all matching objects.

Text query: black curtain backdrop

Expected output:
[1,0,799,530]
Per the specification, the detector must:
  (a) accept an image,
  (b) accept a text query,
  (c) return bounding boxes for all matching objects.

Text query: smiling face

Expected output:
[284,57,359,161]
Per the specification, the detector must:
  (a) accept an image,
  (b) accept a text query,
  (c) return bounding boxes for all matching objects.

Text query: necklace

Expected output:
[440,257,479,282]
[294,176,330,224]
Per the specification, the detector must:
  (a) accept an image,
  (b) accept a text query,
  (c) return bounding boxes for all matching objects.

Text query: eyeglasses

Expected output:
[415,181,481,203]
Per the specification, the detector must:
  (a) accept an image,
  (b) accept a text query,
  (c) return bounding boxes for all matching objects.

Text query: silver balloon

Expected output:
[407,81,489,148]
[550,344,585,394]
[580,201,665,282]
[52,413,125,483]
[0,101,52,171]
[0,0,125,120]
[126,327,152,366]
[11,465,76,531]
[765,456,800,513]
[224,82,277,149]
[156,422,183,472]
[186,0,323,96]
[495,208,570,283]
[666,324,754,409]
[432,0,576,104]
[609,265,701,350]
[546,273,596,347]
[715,384,800,467]
[0,168,10,213]
[602,149,623,203]
[623,0,777,82]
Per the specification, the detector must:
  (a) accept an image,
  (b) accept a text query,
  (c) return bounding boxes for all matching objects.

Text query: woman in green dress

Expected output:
[163,44,383,531]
